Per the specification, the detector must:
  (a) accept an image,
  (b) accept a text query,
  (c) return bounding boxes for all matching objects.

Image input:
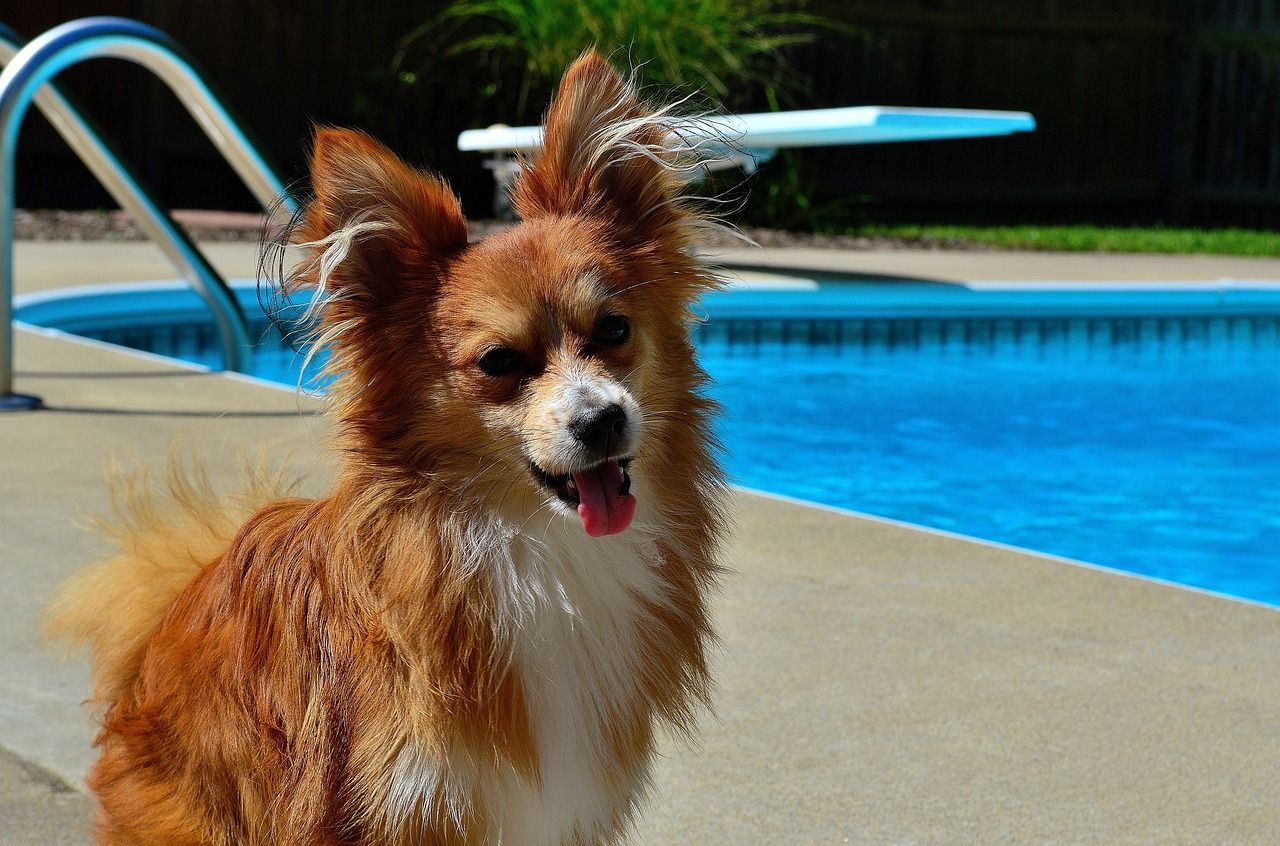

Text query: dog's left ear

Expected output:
[301,128,467,306]
[512,51,694,249]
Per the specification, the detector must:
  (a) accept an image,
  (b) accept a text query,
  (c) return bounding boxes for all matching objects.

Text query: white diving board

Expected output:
[458,106,1036,172]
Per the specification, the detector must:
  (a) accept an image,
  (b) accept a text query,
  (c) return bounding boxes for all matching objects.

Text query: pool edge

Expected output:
[735,484,1280,613]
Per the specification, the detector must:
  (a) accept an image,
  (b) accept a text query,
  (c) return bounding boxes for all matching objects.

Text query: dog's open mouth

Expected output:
[530,458,636,537]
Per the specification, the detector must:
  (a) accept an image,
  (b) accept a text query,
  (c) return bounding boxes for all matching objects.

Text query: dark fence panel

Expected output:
[4,0,1279,225]
[796,0,1280,225]
[1189,2,1280,212]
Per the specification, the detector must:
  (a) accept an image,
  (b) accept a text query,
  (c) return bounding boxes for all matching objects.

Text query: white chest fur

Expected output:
[391,513,670,845]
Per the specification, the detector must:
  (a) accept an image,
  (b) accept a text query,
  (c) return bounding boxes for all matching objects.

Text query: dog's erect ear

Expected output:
[512,51,694,246]
[300,128,467,303]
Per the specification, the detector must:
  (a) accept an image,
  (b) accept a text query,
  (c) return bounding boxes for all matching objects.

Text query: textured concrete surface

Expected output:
[0,747,91,846]
[3,241,1279,844]
[14,241,264,294]
[640,494,1280,845]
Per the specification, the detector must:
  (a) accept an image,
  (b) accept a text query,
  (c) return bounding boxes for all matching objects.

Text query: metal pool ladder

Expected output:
[0,16,300,410]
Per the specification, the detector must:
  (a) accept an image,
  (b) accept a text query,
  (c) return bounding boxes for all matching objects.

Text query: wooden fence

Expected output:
[794,0,1280,225]
[5,0,1280,226]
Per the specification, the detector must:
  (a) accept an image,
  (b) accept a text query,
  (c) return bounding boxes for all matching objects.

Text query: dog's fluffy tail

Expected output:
[43,456,296,705]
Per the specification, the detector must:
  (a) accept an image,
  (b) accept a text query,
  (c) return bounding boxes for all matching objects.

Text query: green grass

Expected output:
[829,223,1280,257]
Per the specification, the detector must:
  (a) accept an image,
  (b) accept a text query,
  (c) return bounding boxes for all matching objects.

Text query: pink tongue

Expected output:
[572,461,637,537]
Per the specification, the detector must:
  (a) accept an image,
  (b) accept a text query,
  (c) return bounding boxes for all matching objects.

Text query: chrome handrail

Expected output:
[0,17,301,407]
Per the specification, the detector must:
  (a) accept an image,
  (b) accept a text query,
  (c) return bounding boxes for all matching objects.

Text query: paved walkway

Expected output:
[3,242,1279,844]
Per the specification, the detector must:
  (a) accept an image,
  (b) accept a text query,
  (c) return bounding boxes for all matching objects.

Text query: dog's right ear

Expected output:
[299,128,467,305]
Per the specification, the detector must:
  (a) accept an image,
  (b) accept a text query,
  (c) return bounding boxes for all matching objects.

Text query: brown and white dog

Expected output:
[47,51,727,845]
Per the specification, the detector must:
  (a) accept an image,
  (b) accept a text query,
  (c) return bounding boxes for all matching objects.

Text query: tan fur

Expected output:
[44,457,297,706]
[47,51,726,846]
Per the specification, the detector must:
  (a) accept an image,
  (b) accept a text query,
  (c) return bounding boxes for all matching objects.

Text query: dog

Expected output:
[46,51,727,845]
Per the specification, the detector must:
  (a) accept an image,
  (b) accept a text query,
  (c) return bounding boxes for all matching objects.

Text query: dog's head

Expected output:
[286,52,722,537]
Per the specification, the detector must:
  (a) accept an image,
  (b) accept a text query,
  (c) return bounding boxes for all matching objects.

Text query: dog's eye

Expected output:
[593,314,630,347]
[477,347,524,377]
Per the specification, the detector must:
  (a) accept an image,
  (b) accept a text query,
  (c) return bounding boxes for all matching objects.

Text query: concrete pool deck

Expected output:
[3,240,1280,844]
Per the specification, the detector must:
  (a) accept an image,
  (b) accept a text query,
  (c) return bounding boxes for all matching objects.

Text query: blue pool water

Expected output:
[700,330,1279,603]
[17,280,1280,606]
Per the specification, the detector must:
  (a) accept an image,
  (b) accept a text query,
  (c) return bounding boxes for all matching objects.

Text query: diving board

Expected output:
[458,106,1036,173]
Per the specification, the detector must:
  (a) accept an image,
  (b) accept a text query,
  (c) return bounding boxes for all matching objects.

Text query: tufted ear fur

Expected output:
[297,128,467,309]
[512,51,699,249]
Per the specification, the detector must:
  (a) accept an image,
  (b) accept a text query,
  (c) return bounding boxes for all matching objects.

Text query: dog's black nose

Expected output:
[570,403,627,457]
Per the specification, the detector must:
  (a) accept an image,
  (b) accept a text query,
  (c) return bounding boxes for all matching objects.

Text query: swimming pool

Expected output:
[17,277,1280,606]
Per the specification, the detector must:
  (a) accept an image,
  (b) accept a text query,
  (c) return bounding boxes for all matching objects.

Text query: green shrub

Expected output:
[397,0,823,117]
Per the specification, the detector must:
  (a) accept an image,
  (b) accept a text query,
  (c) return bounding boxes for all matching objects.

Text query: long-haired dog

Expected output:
[46,52,727,845]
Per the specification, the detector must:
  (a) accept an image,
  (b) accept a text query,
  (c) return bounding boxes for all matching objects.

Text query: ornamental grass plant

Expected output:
[397,0,823,116]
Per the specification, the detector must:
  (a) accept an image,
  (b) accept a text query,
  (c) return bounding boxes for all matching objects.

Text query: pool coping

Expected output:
[740,485,1280,614]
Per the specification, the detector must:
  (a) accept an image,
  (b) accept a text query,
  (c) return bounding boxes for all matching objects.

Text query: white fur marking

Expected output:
[388,501,668,845]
